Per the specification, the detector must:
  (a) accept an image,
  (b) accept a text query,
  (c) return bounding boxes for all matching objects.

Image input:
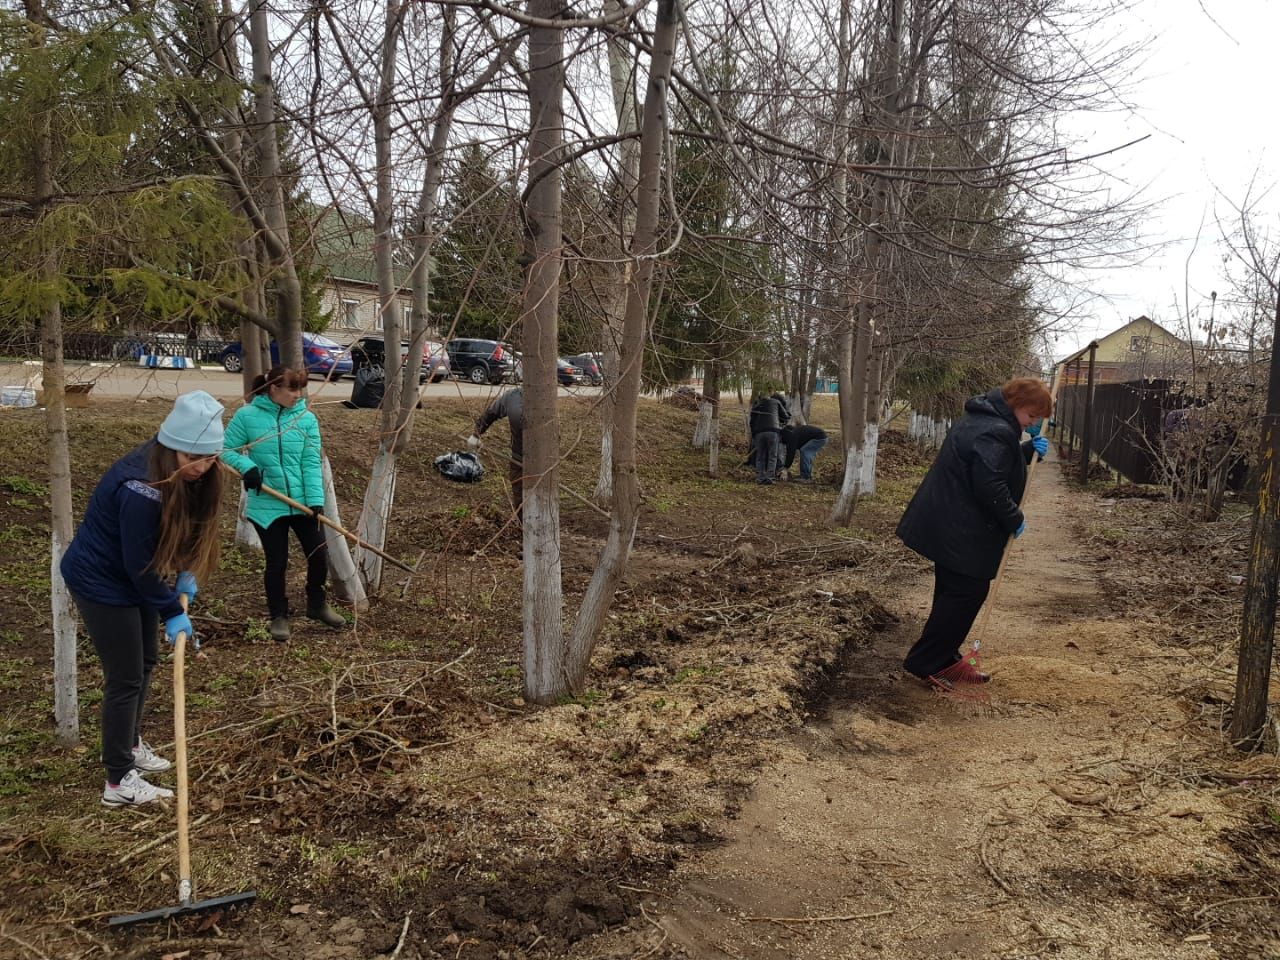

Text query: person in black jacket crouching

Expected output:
[895,377,1052,685]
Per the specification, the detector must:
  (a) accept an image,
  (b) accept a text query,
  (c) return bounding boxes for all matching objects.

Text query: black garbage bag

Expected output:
[434,450,486,483]
[344,364,386,409]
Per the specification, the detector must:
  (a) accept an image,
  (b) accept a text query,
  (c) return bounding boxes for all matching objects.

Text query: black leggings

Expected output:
[253,513,329,618]
[902,564,992,677]
[72,594,159,784]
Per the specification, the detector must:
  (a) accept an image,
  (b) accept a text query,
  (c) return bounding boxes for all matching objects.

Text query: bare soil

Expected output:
[0,399,1276,960]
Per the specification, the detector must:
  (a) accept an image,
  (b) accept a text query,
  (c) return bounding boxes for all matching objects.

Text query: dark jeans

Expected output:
[73,593,159,784]
[253,514,329,618]
[903,564,992,678]
[753,430,780,482]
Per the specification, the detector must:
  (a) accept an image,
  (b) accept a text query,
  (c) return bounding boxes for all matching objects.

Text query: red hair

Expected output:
[1001,378,1053,417]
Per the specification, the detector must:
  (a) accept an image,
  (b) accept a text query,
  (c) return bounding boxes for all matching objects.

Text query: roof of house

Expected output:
[308,204,414,291]
[1055,315,1189,367]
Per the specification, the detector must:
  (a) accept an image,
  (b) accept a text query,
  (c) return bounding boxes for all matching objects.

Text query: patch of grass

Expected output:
[187,692,217,709]
[450,505,471,519]
[0,657,32,691]
[245,619,272,644]
[0,475,47,496]
[7,497,38,510]
[0,630,21,647]
[207,674,238,692]
[221,547,264,576]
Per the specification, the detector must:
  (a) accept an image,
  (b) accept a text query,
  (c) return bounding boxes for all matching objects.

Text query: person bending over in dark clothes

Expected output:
[780,423,828,481]
[748,392,790,485]
[469,387,525,519]
[895,377,1052,687]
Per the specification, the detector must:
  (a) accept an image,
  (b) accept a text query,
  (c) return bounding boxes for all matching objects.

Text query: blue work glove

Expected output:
[1015,520,1027,539]
[164,612,194,646]
[175,571,198,603]
[1026,420,1041,437]
[1031,436,1049,457]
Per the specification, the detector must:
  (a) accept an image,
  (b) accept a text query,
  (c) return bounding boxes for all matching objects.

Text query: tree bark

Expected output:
[564,0,679,689]
[29,20,78,742]
[521,0,568,704]
[594,0,642,504]
[1231,283,1280,749]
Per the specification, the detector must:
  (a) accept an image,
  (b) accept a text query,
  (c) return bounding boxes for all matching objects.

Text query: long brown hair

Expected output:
[148,441,223,581]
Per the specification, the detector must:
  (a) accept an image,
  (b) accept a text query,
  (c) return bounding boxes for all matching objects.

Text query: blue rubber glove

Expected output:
[1026,420,1041,437]
[1032,436,1049,457]
[176,571,198,603]
[164,612,194,646]
[1015,520,1027,539]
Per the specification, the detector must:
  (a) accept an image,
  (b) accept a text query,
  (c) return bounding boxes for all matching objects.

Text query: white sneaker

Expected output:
[132,739,172,773]
[102,769,174,808]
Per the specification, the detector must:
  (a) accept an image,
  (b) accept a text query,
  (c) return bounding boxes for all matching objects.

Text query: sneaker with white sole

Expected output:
[132,739,172,773]
[102,769,174,808]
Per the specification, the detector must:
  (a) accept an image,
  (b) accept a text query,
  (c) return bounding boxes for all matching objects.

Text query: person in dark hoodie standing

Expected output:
[895,378,1052,685]
[468,387,524,519]
[61,391,225,807]
[222,365,345,642]
[748,391,791,485]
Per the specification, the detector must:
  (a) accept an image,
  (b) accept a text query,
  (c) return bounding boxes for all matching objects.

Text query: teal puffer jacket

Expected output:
[222,394,325,526]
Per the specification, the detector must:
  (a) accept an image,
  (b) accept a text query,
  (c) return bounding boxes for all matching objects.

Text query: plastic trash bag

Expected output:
[434,450,485,483]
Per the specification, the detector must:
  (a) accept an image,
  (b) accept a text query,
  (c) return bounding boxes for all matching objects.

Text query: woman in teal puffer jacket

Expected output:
[222,365,345,641]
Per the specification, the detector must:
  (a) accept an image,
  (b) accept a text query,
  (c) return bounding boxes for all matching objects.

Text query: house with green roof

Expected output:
[309,205,439,343]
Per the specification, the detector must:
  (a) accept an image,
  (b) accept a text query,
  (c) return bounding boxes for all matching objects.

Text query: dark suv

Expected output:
[349,336,450,383]
[447,338,517,384]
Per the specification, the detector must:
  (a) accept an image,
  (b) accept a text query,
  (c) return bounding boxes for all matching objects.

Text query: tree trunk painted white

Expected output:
[564,0,679,691]
[322,456,366,609]
[859,424,879,494]
[235,488,262,550]
[520,0,568,704]
[357,448,396,590]
[693,401,713,448]
[708,416,720,478]
[32,76,78,744]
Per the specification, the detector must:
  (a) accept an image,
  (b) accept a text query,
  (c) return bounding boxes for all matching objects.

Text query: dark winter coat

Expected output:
[895,389,1036,580]
[477,388,524,459]
[60,440,187,619]
[749,396,789,435]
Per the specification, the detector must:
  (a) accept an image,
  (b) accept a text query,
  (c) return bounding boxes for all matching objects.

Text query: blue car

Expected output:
[219,333,354,378]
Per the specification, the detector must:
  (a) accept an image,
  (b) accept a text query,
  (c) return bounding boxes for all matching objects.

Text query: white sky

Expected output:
[1052,0,1280,362]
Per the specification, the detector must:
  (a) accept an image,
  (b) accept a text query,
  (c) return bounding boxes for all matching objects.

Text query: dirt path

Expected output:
[582,459,1243,959]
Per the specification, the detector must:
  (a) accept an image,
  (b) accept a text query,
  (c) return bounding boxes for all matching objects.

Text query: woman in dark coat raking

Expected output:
[896,378,1052,685]
[61,391,226,807]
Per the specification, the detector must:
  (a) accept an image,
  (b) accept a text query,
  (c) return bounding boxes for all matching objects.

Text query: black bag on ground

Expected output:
[434,451,486,483]
[344,364,386,409]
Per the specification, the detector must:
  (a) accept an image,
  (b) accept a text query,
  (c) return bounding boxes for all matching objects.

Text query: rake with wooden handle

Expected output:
[218,461,421,576]
[109,595,257,927]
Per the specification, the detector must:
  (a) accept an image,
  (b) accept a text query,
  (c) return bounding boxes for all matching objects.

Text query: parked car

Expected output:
[446,338,517,384]
[557,358,583,386]
[348,335,451,383]
[219,333,353,378]
[566,353,602,386]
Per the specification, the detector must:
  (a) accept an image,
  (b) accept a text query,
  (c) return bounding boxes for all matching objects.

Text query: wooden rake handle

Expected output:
[219,462,420,576]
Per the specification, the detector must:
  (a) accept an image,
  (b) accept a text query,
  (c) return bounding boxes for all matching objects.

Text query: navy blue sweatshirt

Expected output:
[61,440,185,619]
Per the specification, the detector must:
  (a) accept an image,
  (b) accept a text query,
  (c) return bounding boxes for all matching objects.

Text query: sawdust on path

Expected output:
[577,457,1244,960]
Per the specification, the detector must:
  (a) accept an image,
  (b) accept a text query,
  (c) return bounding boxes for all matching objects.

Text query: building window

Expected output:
[1129,335,1151,353]
[341,298,359,328]
[403,305,413,328]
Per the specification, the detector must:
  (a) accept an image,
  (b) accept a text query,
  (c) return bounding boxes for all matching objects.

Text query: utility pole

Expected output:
[1231,285,1280,749]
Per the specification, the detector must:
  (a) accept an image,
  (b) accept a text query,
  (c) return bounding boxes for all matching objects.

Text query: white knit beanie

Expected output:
[157,390,225,455]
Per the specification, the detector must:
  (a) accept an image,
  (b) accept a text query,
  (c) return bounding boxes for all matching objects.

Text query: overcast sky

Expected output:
[1052,0,1279,362]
